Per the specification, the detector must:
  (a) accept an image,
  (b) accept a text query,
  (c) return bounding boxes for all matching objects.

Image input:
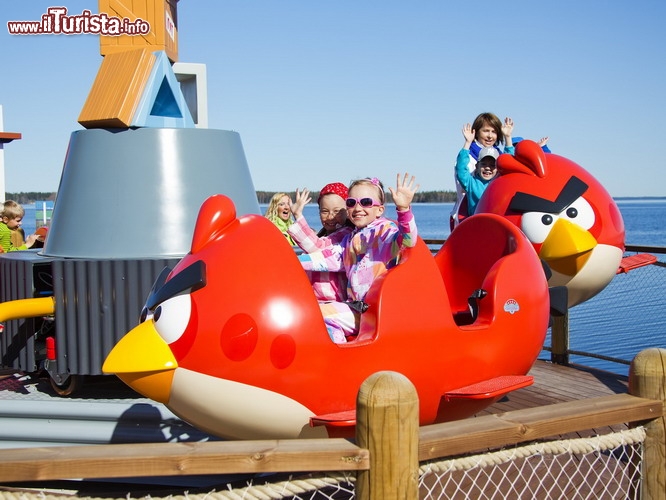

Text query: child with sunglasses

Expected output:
[299,173,419,343]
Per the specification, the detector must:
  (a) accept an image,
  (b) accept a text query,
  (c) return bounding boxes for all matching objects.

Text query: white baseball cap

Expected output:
[478,147,499,161]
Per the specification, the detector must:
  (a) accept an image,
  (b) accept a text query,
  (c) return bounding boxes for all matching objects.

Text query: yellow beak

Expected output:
[102,321,178,404]
[539,218,597,276]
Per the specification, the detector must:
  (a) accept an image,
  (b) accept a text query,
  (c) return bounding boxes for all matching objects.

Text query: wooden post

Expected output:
[550,311,570,365]
[356,371,419,500]
[629,348,666,500]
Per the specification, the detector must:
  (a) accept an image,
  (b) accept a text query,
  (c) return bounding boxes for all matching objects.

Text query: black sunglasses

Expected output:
[346,197,381,208]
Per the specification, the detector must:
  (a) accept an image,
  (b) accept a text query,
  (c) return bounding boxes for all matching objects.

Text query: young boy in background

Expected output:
[0,200,40,252]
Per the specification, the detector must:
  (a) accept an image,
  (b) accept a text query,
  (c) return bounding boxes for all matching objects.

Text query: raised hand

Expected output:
[502,117,514,134]
[389,173,419,211]
[291,188,311,219]
[462,123,475,148]
[502,117,514,139]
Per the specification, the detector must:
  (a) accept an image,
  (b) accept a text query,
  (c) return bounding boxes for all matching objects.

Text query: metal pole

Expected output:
[551,311,570,365]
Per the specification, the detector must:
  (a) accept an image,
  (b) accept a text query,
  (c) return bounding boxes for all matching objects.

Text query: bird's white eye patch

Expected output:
[559,197,595,230]
[521,211,556,244]
[152,294,192,345]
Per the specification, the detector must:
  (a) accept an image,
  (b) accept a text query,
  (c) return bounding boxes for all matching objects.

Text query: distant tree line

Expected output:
[7,190,458,206]
[5,192,57,204]
[256,190,457,204]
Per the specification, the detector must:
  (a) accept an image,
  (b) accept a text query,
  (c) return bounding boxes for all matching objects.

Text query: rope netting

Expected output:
[0,472,357,500]
[557,250,665,370]
[419,427,645,500]
[187,472,357,500]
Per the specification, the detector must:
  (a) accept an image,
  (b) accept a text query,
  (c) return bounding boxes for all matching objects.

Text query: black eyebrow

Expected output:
[145,260,206,310]
[508,176,589,214]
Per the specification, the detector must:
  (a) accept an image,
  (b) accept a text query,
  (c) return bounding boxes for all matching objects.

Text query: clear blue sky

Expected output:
[1,1,665,197]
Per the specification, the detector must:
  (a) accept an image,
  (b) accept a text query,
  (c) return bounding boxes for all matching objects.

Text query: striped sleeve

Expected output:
[299,243,344,272]
[288,216,325,253]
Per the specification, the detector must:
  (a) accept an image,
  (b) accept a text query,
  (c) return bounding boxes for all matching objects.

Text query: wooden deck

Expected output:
[487,359,629,413]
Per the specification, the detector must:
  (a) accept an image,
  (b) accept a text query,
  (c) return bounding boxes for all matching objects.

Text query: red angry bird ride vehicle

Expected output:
[103,194,550,440]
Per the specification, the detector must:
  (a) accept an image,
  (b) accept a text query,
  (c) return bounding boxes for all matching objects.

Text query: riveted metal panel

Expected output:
[51,257,180,376]
[0,253,180,376]
[0,252,55,371]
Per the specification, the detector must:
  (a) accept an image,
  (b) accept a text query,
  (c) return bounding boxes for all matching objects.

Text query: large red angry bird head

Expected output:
[476,140,625,307]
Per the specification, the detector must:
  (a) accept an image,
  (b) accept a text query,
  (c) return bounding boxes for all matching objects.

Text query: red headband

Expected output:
[318,182,348,203]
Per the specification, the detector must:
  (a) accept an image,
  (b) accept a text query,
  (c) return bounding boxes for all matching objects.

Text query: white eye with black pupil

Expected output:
[521,211,555,244]
[561,198,594,230]
[152,294,191,345]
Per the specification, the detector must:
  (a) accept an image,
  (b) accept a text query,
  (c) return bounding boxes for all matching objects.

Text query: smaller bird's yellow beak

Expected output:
[539,218,597,276]
[102,321,178,404]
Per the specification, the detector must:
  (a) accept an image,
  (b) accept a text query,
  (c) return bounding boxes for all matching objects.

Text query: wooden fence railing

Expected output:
[1,348,664,500]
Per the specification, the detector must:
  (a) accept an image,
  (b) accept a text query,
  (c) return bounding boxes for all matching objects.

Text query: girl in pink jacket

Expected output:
[300,173,419,343]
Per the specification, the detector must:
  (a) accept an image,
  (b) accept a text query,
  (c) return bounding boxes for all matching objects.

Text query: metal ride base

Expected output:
[0,251,180,394]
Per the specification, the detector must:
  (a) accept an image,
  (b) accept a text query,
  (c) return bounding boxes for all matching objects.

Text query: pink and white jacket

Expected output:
[288,216,353,302]
[299,209,417,302]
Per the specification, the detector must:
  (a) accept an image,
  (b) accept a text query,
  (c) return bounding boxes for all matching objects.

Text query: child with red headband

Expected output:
[288,182,354,302]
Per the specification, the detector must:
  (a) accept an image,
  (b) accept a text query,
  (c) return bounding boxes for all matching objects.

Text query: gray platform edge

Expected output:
[0,382,217,450]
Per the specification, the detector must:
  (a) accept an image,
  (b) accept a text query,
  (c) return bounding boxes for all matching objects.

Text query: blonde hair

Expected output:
[1,200,25,220]
[264,192,294,223]
[348,177,385,204]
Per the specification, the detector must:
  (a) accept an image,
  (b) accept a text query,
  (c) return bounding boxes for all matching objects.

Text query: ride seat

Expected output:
[354,237,448,343]
[434,214,520,326]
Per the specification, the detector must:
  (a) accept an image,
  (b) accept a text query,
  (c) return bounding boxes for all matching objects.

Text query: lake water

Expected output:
[22,199,666,375]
